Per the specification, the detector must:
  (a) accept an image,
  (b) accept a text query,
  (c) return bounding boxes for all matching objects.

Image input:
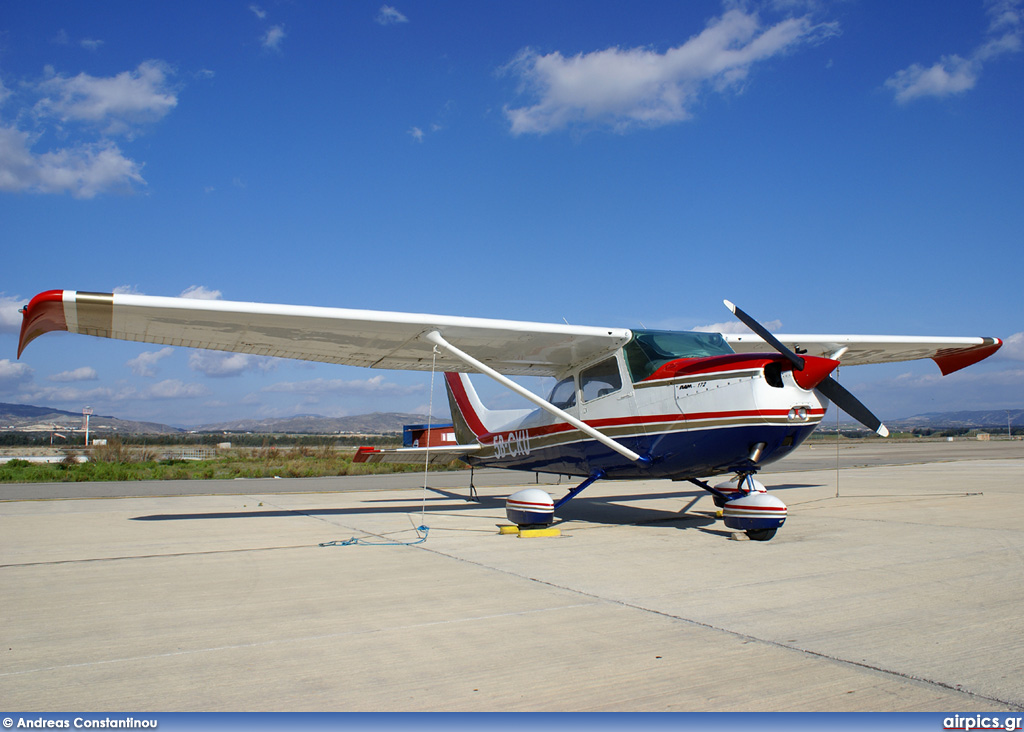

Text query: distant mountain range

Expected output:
[0,403,441,435]
[885,409,1023,431]
[0,403,182,435]
[194,412,444,434]
[2,402,1020,435]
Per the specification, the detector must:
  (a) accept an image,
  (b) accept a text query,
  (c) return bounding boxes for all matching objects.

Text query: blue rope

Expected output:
[319,525,429,547]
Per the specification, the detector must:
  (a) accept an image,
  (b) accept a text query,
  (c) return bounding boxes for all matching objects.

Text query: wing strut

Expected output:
[422,330,647,464]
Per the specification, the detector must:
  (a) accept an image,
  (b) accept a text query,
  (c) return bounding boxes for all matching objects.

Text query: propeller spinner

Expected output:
[724,300,890,437]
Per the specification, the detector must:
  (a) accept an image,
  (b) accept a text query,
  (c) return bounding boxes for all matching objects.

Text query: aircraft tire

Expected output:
[745,528,777,541]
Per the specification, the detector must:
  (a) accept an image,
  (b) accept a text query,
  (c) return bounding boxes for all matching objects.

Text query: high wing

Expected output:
[18,290,1001,379]
[18,290,631,376]
[724,333,1002,375]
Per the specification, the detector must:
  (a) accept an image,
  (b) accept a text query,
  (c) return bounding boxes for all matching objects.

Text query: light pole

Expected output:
[83,406,93,447]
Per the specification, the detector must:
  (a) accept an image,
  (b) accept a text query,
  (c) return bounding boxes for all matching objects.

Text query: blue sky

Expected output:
[1,0,1022,427]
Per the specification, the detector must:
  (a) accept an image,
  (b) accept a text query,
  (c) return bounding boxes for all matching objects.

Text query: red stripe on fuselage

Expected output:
[477,408,825,444]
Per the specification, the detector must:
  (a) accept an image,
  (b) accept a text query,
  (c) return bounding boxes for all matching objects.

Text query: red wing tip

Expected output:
[932,338,1003,376]
[17,290,68,358]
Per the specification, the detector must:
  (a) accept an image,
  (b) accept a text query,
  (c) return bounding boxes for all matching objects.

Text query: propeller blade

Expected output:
[724,300,889,437]
[723,300,804,370]
[816,376,890,437]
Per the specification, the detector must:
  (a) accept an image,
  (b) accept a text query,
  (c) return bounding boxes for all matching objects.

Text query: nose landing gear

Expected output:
[690,473,788,541]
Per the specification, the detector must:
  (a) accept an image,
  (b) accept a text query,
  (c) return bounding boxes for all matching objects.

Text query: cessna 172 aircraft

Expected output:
[18,290,1002,540]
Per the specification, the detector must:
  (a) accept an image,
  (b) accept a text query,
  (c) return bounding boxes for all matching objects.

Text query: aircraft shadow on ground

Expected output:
[130,481,821,531]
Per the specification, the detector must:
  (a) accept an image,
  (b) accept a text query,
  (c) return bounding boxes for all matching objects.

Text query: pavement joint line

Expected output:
[0,601,599,680]
[409,541,1024,711]
[0,543,317,569]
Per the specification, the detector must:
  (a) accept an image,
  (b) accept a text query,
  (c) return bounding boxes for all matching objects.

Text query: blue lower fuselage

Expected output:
[464,421,820,480]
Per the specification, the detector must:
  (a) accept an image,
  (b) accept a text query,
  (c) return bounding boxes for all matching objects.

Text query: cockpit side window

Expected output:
[580,357,622,402]
[547,375,577,409]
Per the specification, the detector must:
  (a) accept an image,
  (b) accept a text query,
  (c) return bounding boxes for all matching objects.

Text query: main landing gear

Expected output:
[503,471,787,541]
[504,471,606,528]
[690,474,788,541]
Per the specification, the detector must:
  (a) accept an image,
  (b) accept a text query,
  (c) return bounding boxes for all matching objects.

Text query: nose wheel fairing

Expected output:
[689,475,788,540]
[721,491,788,535]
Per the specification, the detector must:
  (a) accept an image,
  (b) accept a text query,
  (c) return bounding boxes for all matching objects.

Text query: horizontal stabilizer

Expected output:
[353,444,481,466]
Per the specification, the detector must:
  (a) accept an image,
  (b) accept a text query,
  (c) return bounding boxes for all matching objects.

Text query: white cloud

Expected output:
[179,285,222,300]
[249,4,267,20]
[885,56,980,103]
[113,284,144,295]
[1000,331,1024,360]
[146,379,210,399]
[16,378,208,411]
[262,374,423,395]
[262,25,286,51]
[0,294,28,335]
[885,0,1023,103]
[855,366,1024,415]
[376,5,409,25]
[126,347,175,377]
[0,358,34,383]
[17,384,121,404]
[408,126,425,142]
[0,127,145,198]
[50,30,103,53]
[695,319,783,334]
[0,60,177,198]
[34,60,178,136]
[502,7,838,135]
[49,367,98,382]
[188,351,278,377]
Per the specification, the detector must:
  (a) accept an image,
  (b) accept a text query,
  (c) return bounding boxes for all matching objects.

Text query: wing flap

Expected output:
[724,334,1002,374]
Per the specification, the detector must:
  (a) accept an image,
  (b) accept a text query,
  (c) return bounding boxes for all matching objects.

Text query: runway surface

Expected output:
[2,440,1022,711]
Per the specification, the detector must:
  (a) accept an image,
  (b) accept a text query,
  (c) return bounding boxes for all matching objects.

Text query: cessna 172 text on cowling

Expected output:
[17,291,1002,540]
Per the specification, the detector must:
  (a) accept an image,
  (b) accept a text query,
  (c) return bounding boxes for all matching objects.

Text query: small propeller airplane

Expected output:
[18,290,1002,540]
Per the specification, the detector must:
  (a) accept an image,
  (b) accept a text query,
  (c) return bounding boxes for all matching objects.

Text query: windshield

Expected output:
[624,329,734,382]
